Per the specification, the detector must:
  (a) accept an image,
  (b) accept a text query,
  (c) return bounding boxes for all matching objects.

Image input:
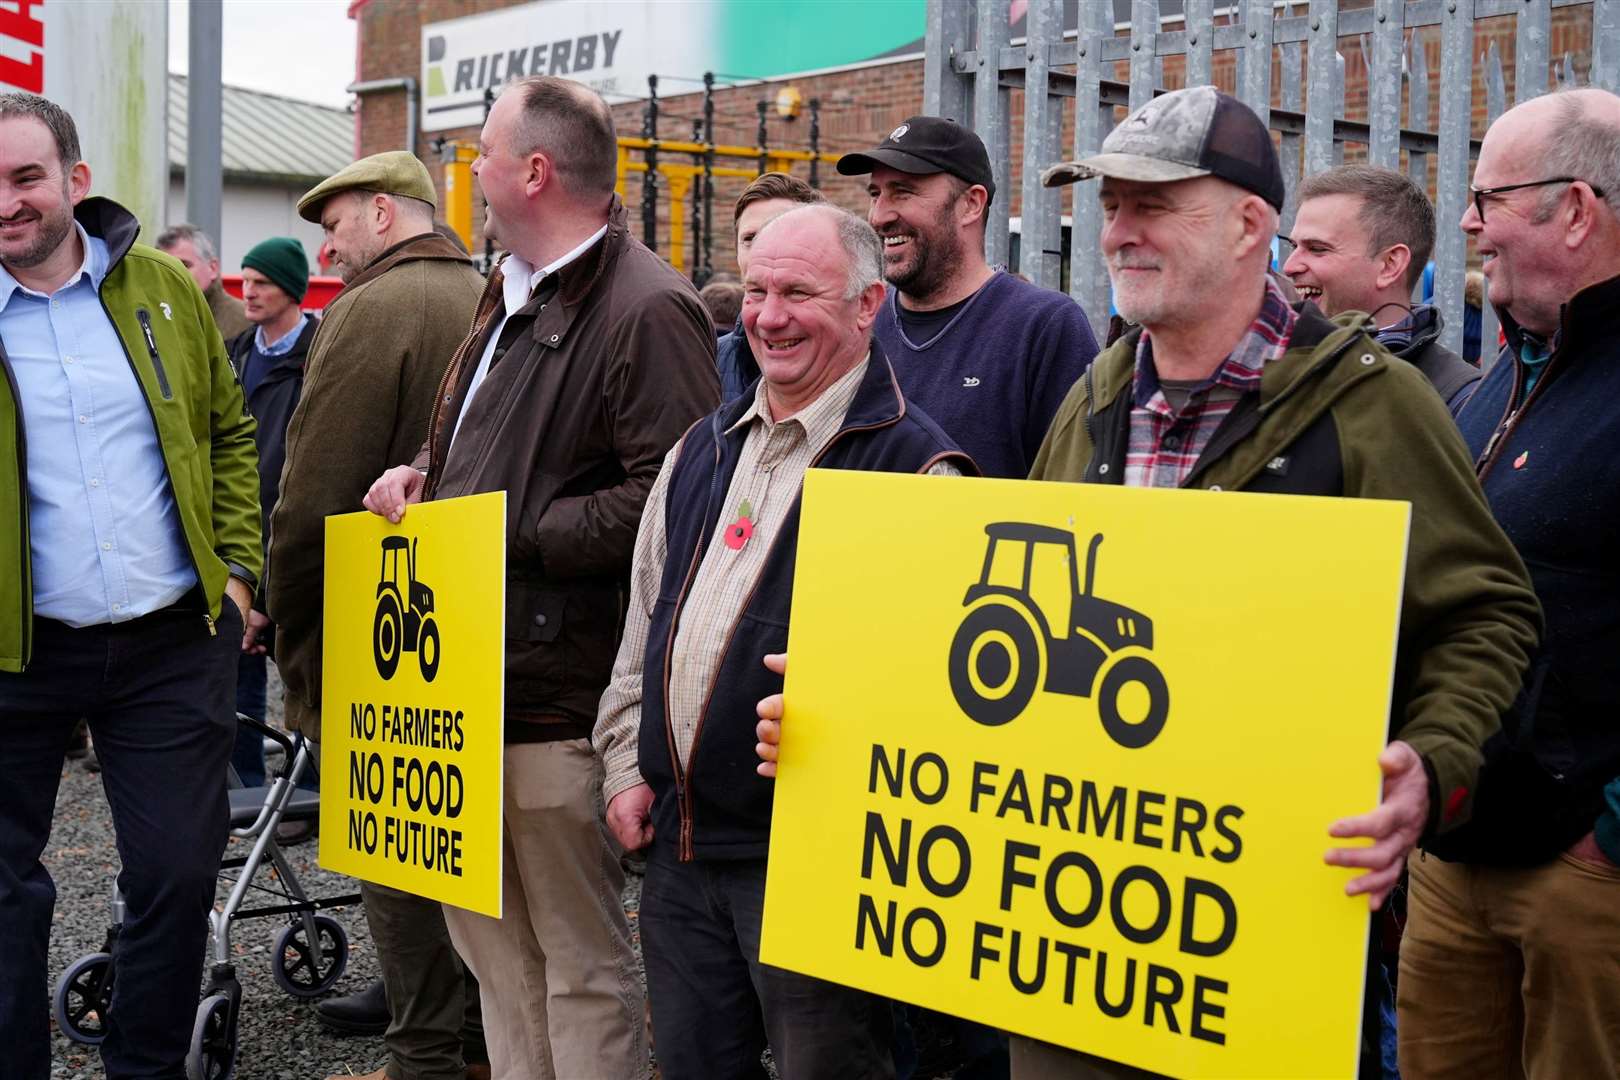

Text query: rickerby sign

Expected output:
[420,0,926,132]
[761,471,1410,1079]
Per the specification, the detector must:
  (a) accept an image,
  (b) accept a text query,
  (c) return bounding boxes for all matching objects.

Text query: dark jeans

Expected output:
[361,881,487,1080]
[0,603,239,1080]
[640,846,894,1080]
[232,652,267,787]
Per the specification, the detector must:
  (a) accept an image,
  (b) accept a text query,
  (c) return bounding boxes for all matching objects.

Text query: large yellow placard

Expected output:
[319,492,505,917]
[761,471,1410,1079]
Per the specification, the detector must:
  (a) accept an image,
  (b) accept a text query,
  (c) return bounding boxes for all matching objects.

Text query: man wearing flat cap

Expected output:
[1011,84,1542,1079]
[266,150,491,1080]
[836,115,1098,481]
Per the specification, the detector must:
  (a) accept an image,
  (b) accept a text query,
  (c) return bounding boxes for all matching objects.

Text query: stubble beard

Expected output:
[0,198,73,271]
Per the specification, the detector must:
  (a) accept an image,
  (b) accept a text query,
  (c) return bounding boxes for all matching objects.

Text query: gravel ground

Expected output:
[43,667,649,1080]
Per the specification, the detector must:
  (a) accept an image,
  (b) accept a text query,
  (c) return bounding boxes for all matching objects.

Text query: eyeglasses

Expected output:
[1470,177,1606,223]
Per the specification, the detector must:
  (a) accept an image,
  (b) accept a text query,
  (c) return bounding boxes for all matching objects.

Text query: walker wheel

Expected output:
[271,914,349,998]
[53,952,115,1045]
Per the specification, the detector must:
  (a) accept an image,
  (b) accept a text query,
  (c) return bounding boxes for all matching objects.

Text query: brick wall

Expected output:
[353,0,1594,276]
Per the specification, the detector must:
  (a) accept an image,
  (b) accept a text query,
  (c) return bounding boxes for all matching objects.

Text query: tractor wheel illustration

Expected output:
[417,616,441,683]
[1096,653,1170,749]
[373,593,402,680]
[949,603,1044,726]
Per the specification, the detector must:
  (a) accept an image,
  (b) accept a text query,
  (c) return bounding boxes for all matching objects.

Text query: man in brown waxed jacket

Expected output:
[267,151,490,1080]
[365,75,719,1079]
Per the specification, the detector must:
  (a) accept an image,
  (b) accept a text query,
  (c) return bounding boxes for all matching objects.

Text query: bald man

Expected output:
[1399,87,1620,1080]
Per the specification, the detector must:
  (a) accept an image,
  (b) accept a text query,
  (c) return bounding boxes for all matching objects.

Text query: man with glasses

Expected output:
[1398,87,1620,1080]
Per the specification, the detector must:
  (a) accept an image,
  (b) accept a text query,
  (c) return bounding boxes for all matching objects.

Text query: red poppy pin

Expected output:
[723,498,755,551]
[1513,451,1530,470]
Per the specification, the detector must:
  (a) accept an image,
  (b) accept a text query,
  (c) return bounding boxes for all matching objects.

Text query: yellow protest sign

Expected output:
[319,492,505,917]
[761,471,1410,1079]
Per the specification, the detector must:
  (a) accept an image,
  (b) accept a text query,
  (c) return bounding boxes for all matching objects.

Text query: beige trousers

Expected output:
[442,739,646,1080]
[1399,850,1620,1080]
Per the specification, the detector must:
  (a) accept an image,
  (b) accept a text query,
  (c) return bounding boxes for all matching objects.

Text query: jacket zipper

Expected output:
[1474,351,1555,482]
[101,296,214,635]
[667,408,913,861]
[135,309,173,399]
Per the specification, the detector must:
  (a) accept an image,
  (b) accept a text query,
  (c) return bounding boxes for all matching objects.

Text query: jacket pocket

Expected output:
[136,309,173,399]
[505,584,566,708]
[507,585,564,642]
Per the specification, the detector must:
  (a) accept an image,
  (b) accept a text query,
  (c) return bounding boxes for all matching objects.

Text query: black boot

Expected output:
[316,977,390,1036]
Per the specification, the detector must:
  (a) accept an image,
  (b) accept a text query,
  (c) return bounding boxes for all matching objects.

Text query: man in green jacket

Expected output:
[0,93,260,1078]
[1014,84,1542,1080]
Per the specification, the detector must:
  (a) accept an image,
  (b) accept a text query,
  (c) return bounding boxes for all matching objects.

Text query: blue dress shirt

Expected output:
[0,223,196,626]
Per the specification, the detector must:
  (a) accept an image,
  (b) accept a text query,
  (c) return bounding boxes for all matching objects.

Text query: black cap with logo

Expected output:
[836,116,997,204]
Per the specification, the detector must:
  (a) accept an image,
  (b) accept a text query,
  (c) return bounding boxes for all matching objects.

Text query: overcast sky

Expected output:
[169,0,358,108]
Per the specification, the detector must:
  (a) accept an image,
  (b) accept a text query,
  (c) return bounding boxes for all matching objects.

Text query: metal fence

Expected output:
[924,0,1620,355]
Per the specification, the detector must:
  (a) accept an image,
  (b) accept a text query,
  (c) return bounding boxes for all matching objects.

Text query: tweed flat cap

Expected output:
[297,151,437,222]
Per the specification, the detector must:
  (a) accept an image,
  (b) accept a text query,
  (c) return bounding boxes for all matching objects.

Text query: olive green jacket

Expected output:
[0,197,262,671]
[1030,304,1541,833]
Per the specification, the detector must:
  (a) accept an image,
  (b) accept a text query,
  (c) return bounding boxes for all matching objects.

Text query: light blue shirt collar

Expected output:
[254,313,309,357]
[0,222,108,311]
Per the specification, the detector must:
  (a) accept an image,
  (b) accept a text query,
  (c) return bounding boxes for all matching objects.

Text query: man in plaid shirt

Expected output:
[760,86,1540,1080]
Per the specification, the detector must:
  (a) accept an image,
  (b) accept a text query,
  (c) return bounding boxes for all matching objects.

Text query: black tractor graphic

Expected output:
[948,523,1169,748]
[373,536,440,682]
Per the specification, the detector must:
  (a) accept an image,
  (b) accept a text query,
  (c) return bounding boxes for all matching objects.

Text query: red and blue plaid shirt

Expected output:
[1124,278,1298,488]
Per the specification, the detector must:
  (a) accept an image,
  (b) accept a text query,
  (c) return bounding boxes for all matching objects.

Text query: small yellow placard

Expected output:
[760,471,1410,1079]
[319,492,506,917]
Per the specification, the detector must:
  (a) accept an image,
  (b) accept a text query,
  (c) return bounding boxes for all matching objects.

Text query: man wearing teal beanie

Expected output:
[241,235,309,303]
[228,235,315,790]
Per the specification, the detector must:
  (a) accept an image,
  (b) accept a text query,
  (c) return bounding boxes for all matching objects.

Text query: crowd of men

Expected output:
[0,70,1615,1080]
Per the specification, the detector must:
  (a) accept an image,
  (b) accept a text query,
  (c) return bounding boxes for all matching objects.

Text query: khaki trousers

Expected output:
[1399,850,1620,1079]
[442,739,646,1080]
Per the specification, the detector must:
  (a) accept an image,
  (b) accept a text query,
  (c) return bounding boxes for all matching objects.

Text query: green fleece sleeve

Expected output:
[1027,370,1094,482]
[1595,778,1620,864]
[201,285,263,587]
[1339,352,1542,834]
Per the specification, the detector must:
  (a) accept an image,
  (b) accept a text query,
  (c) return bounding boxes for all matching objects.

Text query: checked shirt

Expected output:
[1124,278,1298,489]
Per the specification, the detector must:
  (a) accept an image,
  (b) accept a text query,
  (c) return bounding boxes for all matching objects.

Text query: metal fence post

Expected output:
[1367,0,1404,170]
[975,0,1012,269]
[1279,5,1305,242]
[1019,0,1063,289]
[1480,40,1508,365]
[1130,2,1160,110]
[1595,0,1620,91]
[1406,32,1429,204]
[1185,0,1215,87]
[1516,0,1551,102]
[1068,0,1112,341]
[1305,0,1339,178]
[923,0,973,122]
[1433,0,1474,356]
[1241,0,1274,131]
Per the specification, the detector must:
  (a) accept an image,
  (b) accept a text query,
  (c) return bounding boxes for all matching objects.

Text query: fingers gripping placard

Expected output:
[760,472,1409,1079]
[320,492,506,916]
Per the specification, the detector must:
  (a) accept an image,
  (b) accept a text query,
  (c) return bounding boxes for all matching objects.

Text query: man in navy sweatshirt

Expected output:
[837,116,1100,480]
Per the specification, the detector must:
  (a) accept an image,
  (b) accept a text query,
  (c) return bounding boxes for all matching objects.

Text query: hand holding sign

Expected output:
[754,652,788,778]
[364,465,428,523]
[1325,740,1430,910]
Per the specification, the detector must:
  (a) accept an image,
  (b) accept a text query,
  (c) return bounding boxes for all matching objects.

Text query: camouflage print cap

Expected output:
[1040,85,1285,210]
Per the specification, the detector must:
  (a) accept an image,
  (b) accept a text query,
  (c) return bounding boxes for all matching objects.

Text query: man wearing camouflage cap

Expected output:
[267,151,491,1080]
[1024,85,1541,1077]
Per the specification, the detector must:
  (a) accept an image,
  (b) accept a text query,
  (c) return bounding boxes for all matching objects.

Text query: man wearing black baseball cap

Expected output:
[837,116,1098,482]
[1015,84,1540,1080]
